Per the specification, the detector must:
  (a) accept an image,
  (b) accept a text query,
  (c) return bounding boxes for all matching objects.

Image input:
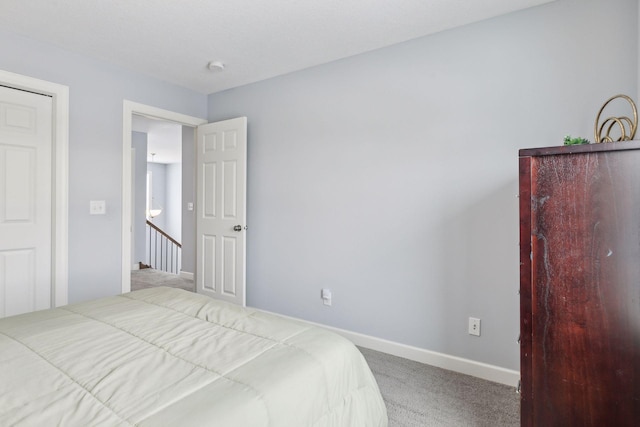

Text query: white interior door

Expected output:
[0,86,53,318]
[196,117,247,306]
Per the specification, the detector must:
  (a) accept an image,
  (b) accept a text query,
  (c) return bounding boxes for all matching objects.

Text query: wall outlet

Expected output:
[89,200,106,215]
[468,317,481,336]
[321,288,332,306]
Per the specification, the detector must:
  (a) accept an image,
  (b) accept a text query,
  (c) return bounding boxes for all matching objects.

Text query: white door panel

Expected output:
[196,117,247,305]
[0,86,52,318]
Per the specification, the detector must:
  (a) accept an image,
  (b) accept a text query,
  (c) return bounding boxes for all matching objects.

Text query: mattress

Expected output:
[0,287,387,426]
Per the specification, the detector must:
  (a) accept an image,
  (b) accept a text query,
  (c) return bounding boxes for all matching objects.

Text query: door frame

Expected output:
[121,101,206,294]
[0,69,69,307]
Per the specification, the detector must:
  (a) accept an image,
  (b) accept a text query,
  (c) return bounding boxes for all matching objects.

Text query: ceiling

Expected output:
[1,0,554,94]
[132,115,183,164]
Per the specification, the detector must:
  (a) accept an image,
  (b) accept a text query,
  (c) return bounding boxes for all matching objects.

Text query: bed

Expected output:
[0,287,387,426]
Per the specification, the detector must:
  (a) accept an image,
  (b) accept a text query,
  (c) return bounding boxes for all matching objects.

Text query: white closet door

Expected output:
[0,86,53,318]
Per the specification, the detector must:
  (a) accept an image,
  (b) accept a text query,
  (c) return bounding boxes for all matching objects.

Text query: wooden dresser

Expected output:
[519,141,640,426]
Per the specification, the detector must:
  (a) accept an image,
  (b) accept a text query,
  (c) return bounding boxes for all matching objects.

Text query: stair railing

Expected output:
[146,220,181,274]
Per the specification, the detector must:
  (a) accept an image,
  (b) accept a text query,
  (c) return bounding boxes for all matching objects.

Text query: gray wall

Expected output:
[0,28,207,303]
[132,131,148,266]
[207,0,638,370]
[166,163,182,242]
[181,126,196,275]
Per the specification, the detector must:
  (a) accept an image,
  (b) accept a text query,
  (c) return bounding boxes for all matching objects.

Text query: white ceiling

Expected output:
[1,0,554,94]
[132,115,183,164]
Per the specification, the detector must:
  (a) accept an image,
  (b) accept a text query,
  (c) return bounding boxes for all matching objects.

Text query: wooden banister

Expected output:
[146,220,182,248]
[145,220,181,274]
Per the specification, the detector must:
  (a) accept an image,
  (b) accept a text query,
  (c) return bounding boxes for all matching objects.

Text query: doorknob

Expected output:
[233,225,242,232]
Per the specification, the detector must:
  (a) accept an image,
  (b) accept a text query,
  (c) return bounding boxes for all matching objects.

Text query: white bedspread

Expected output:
[0,287,387,426]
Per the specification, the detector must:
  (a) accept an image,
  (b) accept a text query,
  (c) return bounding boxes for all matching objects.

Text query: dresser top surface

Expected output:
[519,140,640,157]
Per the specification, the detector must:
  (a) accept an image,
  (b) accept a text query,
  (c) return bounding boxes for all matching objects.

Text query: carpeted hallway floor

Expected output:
[131,269,194,292]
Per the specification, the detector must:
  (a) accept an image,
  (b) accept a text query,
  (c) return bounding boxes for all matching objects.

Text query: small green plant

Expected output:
[563,135,590,145]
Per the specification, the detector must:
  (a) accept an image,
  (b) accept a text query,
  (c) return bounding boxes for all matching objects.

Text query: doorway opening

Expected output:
[121,101,206,294]
[131,115,183,274]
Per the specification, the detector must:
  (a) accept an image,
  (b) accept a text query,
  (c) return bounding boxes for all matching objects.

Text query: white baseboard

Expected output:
[327,325,520,387]
[131,264,140,271]
[180,271,194,281]
[256,308,519,387]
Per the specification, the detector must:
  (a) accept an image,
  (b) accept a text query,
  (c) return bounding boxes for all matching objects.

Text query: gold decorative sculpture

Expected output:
[594,94,638,143]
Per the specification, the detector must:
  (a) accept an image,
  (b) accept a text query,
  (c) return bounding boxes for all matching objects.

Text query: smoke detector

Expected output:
[207,61,225,72]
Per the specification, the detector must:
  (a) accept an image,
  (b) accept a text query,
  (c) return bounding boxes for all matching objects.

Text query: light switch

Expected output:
[187,202,194,211]
[90,200,106,215]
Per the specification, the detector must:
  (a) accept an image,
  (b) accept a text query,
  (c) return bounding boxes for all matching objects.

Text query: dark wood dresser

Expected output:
[519,141,640,426]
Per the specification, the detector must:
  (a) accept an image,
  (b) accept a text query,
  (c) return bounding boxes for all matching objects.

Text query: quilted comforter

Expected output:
[0,287,387,426]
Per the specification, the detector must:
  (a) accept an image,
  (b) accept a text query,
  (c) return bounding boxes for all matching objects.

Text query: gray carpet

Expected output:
[359,347,520,427]
[131,269,194,292]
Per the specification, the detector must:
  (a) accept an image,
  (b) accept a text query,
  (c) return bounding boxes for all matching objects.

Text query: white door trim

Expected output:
[121,101,206,294]
[0,69,69,307]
